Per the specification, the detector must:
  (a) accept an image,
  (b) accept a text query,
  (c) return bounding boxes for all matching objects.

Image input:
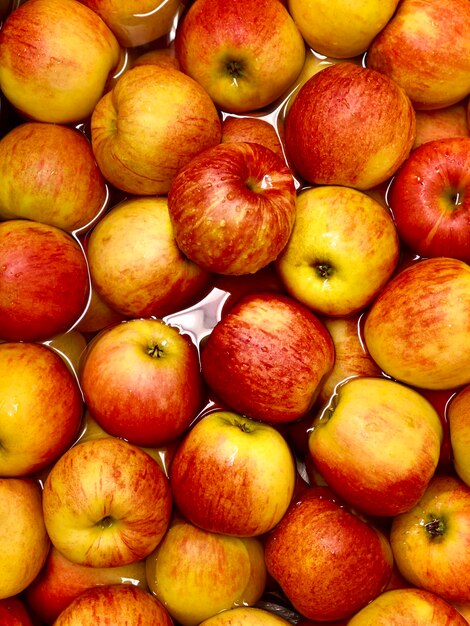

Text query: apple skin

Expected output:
[174,0,305,113]
[145,516,266,626]
[390,474,470,604]
[79,317,205,447]
[170,410,296,536]
[347,588,468,625]
[0,342,83,477]
[167,142,296,275]
[275,185,400,316]
[42,437,172,568]
[309,377,443,517]
[132,48,180,71]
[200,292,335,423]
[0,219,90,342]
[221,116,285,161]
[0,122,108,233]
[86,196,213,318]
[413,102,469,149]
[367,0,470,110]
[448,384,470,486]
[284,62,416,190]
[26,546,148,625]
[364,257,470,390]
[388,137,470,263]
[0,0,121,124]
[264,486,393,621]
[53,584,173,626]
[0,596,34,626]
[199,607,292,625]
[0,478,51,599]
[91,64,222,196]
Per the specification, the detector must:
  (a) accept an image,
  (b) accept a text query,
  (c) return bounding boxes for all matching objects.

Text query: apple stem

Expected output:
[424,517,445,537]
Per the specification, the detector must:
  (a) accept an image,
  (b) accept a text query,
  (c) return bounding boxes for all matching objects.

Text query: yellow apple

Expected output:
[448,385,470,486]
[199,607,292,625]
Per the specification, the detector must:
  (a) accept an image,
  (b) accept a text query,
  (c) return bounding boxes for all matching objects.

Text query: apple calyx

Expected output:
[96,515,115,530]
[148,343,166,358]
[424,516,446,539]
[315,263,334,280]
[247,173,274,193]
[224,59,245,85]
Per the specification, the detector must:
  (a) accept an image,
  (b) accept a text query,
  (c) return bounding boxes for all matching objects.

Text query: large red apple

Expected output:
[200,292,335,423]
[388,136,470,263]
[167,142,296,275]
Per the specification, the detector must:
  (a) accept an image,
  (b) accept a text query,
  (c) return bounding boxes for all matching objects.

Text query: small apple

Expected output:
[42,437,172,568]
[0,596,34,626]
[167,142,296,275]
[0,219,90,342]
[363,257,470,390]
[388,137,470,263]
[448,384,470,486]
[275,185,400,316]
[221,116,285,160]
[413,102,469,149]
[200,292,335,423]
[170,410,296,536]
[284,62,416,190]
[199,606,292,625]
[0,0,121,123]
[79,317,205,447]
[145,516,266,626]
[390,474,470,604]
[175,0,305,113]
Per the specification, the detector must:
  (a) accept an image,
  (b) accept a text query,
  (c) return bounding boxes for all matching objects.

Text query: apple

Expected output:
[26,546,148,625]
[79,0,181,48]
[42,436,172,568]
[221,116,285,160]
[287,0,400,59]
[390,474,470,605]
[309,376,443,517]
[53,584,173,626]
[145,516,266,626]
[90,64,222,195]
[200,292,335,423]
[199,606,292,625]
[0,597,34,626]
[413,102,469,149]
[0,478,50,599]
[388,137,470,263]
[170,410,296,536]
[448,384,470,486]
[75,282,125,334]
[85,196,212,319]
[284,62,416,190]
[0,0,121,124]
[167,142,296,275]
[45,328,89,378]
[367,0,470,110]
[347,588,468,625]
[0,341,83,477]
[264,486,393,621]
[132,48,180,71]
[275,185,400,316]
[363,257,470,390]
[79,317,205,447]
[0,219,90,342]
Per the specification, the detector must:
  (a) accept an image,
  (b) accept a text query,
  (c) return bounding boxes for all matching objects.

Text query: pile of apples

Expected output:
[0,0,469,624]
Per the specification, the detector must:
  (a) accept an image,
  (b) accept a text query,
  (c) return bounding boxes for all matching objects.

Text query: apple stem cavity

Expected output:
[424,517,445,538]
[315,263,334,279]
[148,344,165,358]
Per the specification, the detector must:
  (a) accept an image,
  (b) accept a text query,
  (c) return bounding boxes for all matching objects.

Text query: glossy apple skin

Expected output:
[170,411,296,536]
[264,486,393,621]
[0,596,34,626]
[91,64,222,195]
[222,116,285,160]
[0,342,83,477]
[0,478,50,599]
[390,474,470,604]
[0,220,90,342]
[0,0,121,123]
[42,437,172,568]
[0,122,107,233]
[200,292,335,423]
[367,0,470,110]
[175,0,305,113]
[309,377,443,517]
[364,257,470,390]
[26,546,148,625]
[80,318,205,446]
[199,607,291,625]
[145,516,266,626]
[284,62,415,190]
[389,137,470,263]
[53,584,173,626]
[413,102,469,149]
[168,142,296,275]
[275,185,400,316]
[448,385,470,486]
[347,588,468,625]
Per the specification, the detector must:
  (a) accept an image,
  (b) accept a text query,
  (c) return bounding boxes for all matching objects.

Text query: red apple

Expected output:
[0,597,34,626]
[284,62,416,190]
[200,292,335,423]
[221,116,285,160]
[80,317,205,447]
[0,219,90,342]
[167,142,296,275]
[388,137,470,263]
[413,102,469,149]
